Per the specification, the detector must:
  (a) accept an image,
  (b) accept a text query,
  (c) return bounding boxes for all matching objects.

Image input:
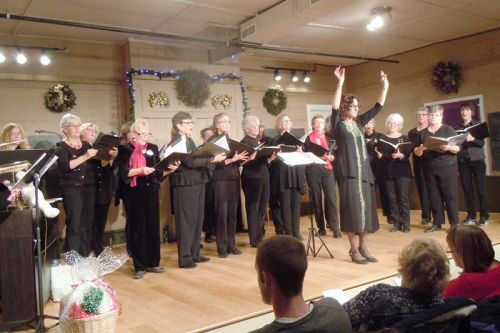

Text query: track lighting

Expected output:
[0,52,5,64]
[291,71,299,82]
[0,45,66,65]
[303,71,311,83]
[274,68,282,81]
[40,53,51,66]
[16,50,27,64]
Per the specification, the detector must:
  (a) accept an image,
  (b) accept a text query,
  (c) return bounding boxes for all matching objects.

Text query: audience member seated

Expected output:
[343,238,449,332]
[251,235,351,333]
[444,225,500,302]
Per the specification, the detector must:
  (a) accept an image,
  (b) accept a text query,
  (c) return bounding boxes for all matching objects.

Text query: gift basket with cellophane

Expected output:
[59,248,128,333]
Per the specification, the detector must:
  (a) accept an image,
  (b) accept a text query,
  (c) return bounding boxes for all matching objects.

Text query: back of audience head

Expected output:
[398,238,449,299]
[255,235,307,303]
[446,224,495,273]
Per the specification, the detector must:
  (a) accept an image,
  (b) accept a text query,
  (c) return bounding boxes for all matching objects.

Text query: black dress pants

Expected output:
[458,160,489,220]
[173,184,205,267]
[92,203,111,256]
[413,160,432,219]
[126,187,161,271]
[242,178,269,247]
[384,177,411,229]
[202,182,216,236]
[425,164,459,226]
[62,185,95,256]
[280,188,302,238]
[306,166,340,233]
[213,179,239,255]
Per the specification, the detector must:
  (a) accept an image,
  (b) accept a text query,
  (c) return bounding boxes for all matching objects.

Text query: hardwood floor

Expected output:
[39,211,500,333]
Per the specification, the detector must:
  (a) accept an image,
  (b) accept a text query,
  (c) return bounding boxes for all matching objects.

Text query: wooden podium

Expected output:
[0,209,37,329]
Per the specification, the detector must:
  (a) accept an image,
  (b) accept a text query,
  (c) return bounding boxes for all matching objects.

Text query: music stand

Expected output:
[13,148,59,332]
[305,186,334,258]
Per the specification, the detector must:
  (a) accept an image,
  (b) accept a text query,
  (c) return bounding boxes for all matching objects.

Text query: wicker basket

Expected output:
[60,309,118,333]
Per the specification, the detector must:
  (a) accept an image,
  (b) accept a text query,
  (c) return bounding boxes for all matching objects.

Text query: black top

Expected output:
[270,135,306,193]
[417,125,458,169]
[116,143,163,193]
[89,159,116,205]
[365,131,382,164]
[169,135,214,187]
[408,126,427,166]
[331,103,383,183]
[378,134,413,180]
[56,141,95,188]
[455,119,485,162]
[241,135,269,181]
[343,283,445,331]
[211,134,240,182]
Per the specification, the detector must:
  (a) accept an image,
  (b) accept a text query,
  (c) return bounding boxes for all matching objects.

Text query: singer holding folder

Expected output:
[376,113,413,233]
[304,115,341,238]
[169,112,225,268]
[212,112,249,257]
[331,66,389,264]
[116,119,176,279]
[455,103,489,225]
[55,113,97,256]
[241,115,273,247]
[414,105,460,232]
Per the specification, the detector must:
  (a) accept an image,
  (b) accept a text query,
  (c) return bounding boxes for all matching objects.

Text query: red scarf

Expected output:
[309,131,333,170]
[129,142,147,187]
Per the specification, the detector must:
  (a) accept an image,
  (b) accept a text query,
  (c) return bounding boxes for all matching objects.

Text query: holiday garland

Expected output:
[44,83,77,113]
[431,61,462,94]
[262,88,287,115]
[126,69,249,120]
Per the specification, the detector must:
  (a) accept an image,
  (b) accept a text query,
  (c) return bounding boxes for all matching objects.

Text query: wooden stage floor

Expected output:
[41,211,500,333]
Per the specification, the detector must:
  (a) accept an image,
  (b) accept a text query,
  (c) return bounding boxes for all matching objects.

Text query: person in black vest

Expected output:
[455,102,489,225]
[55,113,97,256]
[304,115,341,238]
[212,112,249,257]
[270,115,306,241]
[169,112,225,267]
[116,119,177,279]
[241,115,274,247]
[376,113,413,232]
[414,105,460,232]
[80,123,118,256]
[408,107,432,225]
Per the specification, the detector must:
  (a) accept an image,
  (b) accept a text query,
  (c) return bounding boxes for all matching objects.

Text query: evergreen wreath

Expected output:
[175,69,211,108]
[431,61,462,94]
[262,88,287,116]
[45,83,77,113]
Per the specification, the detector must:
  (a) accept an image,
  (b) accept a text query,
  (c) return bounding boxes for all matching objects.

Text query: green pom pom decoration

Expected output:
[82,287,104,314]
[262,88,287,116]
[175,69,211,108]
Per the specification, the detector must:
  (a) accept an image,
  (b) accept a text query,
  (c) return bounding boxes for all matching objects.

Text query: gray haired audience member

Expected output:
[251,235,351,333]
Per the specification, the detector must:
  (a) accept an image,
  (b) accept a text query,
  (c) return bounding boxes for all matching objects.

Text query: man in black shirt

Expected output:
[251,235,351,333]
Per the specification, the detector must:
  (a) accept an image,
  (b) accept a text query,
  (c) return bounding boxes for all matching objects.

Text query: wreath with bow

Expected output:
[45,83,77,113]
[262,88,287,115]
[431,61,462,94]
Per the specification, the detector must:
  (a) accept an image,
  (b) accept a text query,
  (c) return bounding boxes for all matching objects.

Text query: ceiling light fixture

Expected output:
[366,6,392,31]
[16,50,27,64]
[0,51,5,64]
[274,68,282,81]
[291,70,299,82]
[303,71,311,83]
[40,53,51,66]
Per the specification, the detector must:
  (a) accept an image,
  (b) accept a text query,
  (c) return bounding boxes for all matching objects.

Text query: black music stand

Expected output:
[13,149,59,332]
[305,186,334,259]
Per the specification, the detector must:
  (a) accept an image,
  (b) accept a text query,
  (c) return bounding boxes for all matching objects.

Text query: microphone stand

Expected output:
[305,184,334,258]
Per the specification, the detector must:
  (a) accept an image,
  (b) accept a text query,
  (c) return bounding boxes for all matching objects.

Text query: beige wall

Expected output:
[346,29,500,174]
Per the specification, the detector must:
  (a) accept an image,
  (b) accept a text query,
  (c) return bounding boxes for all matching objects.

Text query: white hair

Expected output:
[60,113,81,129]
[242,115,260,133]
[385,113,404,131]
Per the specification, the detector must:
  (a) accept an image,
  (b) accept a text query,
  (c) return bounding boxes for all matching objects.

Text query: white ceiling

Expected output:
[0,0,499,66]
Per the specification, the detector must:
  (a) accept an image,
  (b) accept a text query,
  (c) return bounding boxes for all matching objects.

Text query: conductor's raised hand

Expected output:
[334,66,345,85]
[380,71,389,88]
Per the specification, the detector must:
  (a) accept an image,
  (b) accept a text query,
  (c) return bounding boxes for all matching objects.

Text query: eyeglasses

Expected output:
[445,248,455,254]
[136,131,152,137]
[217,119,231,124]
[350,105,360,109]
[181,120,194,125]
